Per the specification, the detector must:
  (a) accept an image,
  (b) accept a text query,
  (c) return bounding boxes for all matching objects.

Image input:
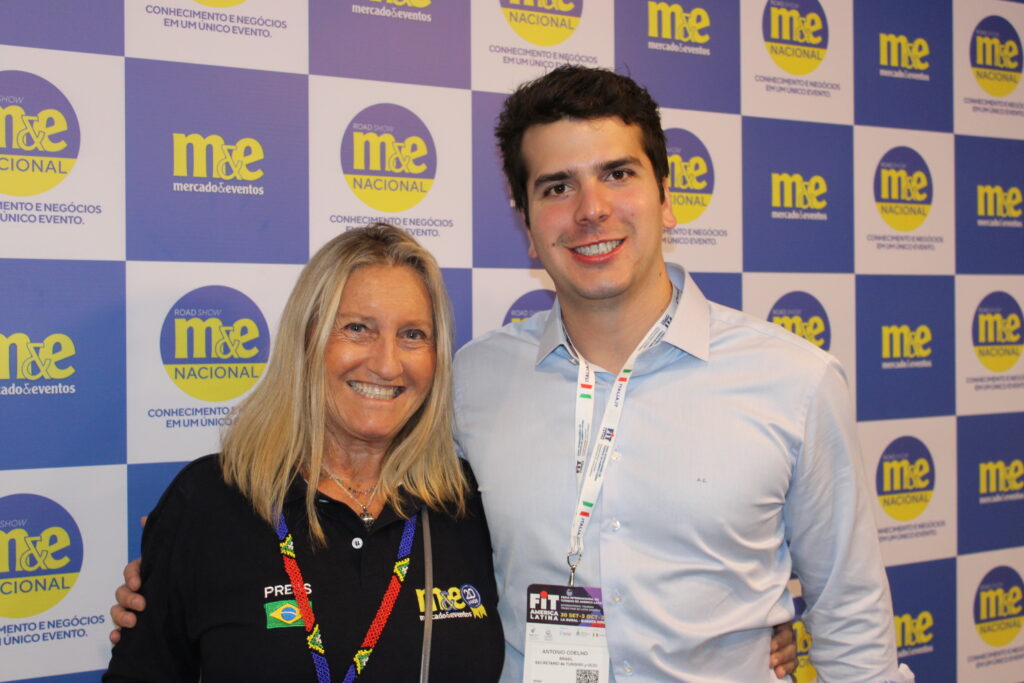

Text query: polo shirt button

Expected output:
[352,537,364,549]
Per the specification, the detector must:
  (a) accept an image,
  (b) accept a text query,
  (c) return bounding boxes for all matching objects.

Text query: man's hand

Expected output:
[770,621,797,679]
[108,558,144,645]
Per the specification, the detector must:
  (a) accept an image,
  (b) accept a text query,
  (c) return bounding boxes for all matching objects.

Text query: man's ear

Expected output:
[525,222,538,259]
[661,176,676,230]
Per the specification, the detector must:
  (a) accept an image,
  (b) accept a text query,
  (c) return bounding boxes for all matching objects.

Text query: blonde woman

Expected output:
[105,224,504,682]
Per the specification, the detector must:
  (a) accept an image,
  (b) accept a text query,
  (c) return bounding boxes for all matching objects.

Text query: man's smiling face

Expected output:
[521,116,676,311]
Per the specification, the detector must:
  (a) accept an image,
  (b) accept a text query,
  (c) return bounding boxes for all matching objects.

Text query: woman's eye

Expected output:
[344,323,366,333]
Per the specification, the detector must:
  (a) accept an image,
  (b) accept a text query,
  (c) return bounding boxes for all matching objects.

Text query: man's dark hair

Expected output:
[495,65,668,225]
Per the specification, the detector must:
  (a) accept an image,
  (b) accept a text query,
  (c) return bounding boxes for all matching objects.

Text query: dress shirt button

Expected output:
[351,537,364,549]
[623,661,634,675]
[611,519,621,531]
[611,451,621,461]
[612,593,622,604]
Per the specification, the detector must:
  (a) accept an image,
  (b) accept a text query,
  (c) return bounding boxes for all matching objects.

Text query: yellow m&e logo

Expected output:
[894,611,933,647]
[0,105,69,153]
[881,324,932,360]
[174,317,261,361]
[0,332,76,380]
[771,172,827,210]
[979,459,1024,494]
[879,34,930,71]
[172,133,264,181]
[976,34,1020,70]
[647,2,710,43]
[768,6,822,45]
[978,185,1023,218]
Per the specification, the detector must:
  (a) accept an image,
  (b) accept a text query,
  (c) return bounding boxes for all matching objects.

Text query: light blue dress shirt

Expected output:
[454,264,907,682]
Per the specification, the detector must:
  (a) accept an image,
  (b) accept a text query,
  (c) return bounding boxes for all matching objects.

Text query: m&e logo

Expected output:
[500,0,582,47]
[172,132,265,182]
[769,291,830,350]
[0,331,76,381]
[972,291,1022,373]
[341,103,436,213]
[159,285,270,402]
[978,457,1024,504]
[666,128,714,224]
[875,436,935,522]
[0,71,80,197]
[0,494,84,619]
[878,33,930,80]
[761,0,828,76]
[977,183,1023,228]
[894,610,934,650]
[770,171,828,219]
[971,15,1022,98]
[974,566,1023,648]
[874,147,932,232]
[880,323,933,370]
[647,2,710,45]
[416,583,488,619]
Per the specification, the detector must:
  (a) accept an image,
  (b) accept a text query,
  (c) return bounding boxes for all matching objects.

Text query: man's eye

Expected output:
[545,183,568,196]
[609,169,631,181]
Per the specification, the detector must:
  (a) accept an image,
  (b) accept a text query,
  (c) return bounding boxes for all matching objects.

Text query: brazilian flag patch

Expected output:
[265,600,310,629]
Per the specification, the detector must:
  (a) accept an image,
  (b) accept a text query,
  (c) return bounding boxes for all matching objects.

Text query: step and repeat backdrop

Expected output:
[1,1,1023,681]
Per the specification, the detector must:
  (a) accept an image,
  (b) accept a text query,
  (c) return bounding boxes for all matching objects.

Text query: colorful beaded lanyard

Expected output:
[275,511,419,683]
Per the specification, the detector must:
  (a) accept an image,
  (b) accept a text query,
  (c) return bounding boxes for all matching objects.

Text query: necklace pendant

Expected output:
[359,510,375,528]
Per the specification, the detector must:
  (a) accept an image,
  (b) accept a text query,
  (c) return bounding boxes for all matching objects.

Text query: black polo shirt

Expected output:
[105,454,504,682]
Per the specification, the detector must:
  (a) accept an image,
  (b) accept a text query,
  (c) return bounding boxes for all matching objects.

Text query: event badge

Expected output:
[523,584,608,683]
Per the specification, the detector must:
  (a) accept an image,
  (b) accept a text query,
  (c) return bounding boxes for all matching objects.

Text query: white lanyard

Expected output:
[565,286,681,585]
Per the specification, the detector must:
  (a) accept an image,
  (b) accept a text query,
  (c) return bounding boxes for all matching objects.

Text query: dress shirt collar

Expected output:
[534,262,710,367]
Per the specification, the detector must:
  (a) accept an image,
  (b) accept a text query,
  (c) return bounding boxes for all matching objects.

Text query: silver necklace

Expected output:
[321,466,379,528]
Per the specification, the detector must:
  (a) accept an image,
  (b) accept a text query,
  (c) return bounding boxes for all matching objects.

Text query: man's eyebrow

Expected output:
[599,156,642,172]
[532,170,571,190]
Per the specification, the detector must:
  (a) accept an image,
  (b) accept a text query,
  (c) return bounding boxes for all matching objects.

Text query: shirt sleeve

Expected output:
[104,468,201,683]
[783,358,911,682]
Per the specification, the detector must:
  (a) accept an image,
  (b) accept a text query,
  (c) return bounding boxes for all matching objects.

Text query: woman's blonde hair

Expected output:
[220,223,465,543]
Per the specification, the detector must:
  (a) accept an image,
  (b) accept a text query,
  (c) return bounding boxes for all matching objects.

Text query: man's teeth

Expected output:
[573,240,622,256]
[348,382,403,400]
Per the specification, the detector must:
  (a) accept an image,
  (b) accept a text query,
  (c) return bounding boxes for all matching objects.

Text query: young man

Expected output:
[452,65,911,681]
